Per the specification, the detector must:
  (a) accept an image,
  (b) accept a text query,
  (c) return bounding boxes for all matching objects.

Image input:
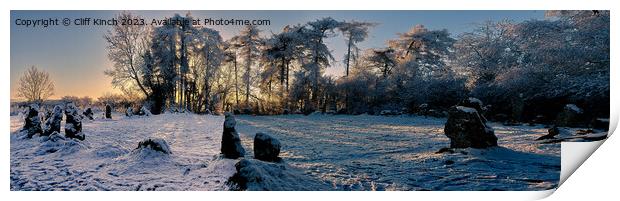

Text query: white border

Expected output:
[2,0,617,200]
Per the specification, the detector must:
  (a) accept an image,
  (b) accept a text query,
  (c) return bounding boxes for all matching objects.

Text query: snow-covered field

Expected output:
[10,113,560,191]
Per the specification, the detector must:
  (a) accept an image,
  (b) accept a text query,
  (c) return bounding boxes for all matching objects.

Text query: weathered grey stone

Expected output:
[105,104,112,119]
[458,97,487,122]
[555,104,586,127]
[536,126,559,140]
[136,138,172,154]
[140,106,152,116]
[22,104,43,138]
[254,133,281,162]
[458,97,484,113]
[221,112,245,159]
[82,107,94,120]
[126,107,134,117]
[64,103,85,140]
[444,106,497,148]
[43,105,63,136]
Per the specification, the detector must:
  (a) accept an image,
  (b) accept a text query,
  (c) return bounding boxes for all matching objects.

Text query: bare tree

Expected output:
[104,11,151,98]
[18,65,55,103]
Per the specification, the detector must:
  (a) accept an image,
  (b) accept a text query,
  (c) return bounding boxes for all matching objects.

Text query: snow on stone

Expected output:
[565,104,583,113]
[140,106,152,116]
[456,106,478,114]
[468,97,483,105]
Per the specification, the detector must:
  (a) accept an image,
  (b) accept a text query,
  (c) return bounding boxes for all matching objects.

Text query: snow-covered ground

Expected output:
[10,113,560,191]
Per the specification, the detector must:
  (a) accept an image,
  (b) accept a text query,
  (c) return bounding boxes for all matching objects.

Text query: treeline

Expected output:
[104,11,609,123]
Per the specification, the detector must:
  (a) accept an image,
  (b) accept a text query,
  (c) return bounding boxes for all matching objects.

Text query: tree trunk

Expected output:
[234,57,240,109]
[345,36,353,77]
[245,48,252,109]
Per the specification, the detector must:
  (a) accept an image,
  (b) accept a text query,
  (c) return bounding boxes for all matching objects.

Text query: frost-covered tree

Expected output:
[454,20,519,85]
[148,15,182,111]
[231,25,262,109]
[137,13,226,114]
[364,48,397,78]
[300,17,341,111]
[264,25,304,92]
[389,25,455,77]
[104,12,151,98]
[384,25,460,110]
[223,41,241,109]
[455,10,609,121]
[187,27,224,112]
[338,21,375,77]
[17,65,55,103]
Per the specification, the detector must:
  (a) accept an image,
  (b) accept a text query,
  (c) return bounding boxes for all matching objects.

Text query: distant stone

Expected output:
[43,105,63,136]
[136,138,172,154]
[221,113,245,159]
[64,103,85,140]
[126,107,134,117]
[254,133,281,162]
[82,107,94,120]
[555,104,586,127]
[444,106,497,148]
[531,115,547,124]
[105,104,112,119]
[536,126,559,140]
[140,106,152,116]
[592,118,609,131]
[380,110,401,116]
[22,104,43,138]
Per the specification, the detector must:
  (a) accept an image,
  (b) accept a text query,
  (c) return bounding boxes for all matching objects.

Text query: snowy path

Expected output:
[11,113,560,191]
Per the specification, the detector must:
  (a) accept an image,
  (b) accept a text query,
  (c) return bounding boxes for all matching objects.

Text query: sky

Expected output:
[10,10,546,100]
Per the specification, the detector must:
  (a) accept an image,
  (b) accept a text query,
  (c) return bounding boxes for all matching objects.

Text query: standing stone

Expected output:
[221,113,245,159]
[82,107,94,120]
[592,118,609,131]
[105,104,112,119]
[458,97,484,112]
[140,106,152,116]
[43,106,53,122]
[126,107,134,117]
[536,125,560,140]
[64,103,85,140]
[22,104,43,138]
[253,133,281,162]
[444,106,497,148]
[458,97,487,122]
[43,105,63,136]
[555,104,585,127]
